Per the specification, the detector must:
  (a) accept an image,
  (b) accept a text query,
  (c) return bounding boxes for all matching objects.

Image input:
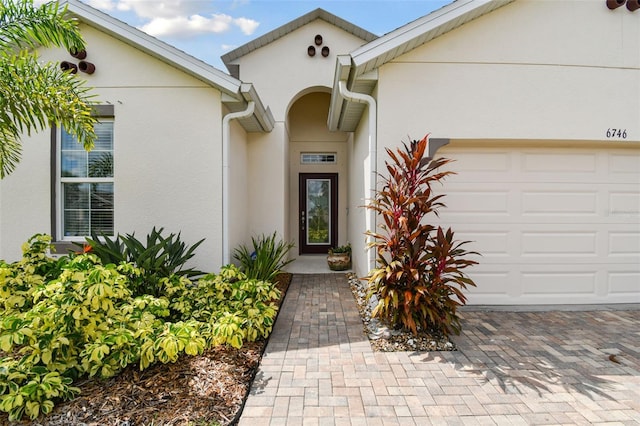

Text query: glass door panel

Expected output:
[299,173,337,254]
[306,179,330,245]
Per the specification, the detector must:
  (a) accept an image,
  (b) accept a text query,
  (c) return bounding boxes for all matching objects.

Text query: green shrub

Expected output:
[0,251,142,420]
[82,227,205,297]
[168,265,281,348]
[0,235,282,421]
[233,232,294,282]
[365,136,478,336]
[0,234,64,314]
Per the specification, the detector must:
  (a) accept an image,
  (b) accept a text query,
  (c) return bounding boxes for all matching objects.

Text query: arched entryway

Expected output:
[287,90,350,256]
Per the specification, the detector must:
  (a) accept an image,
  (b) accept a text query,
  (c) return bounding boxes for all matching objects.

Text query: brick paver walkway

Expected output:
[238,274,640,425]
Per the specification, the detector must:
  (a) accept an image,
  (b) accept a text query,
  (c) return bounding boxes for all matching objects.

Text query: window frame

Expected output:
[51,105,115,245]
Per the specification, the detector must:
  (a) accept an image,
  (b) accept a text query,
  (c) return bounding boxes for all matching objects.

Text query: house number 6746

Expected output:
[606,128,627,139]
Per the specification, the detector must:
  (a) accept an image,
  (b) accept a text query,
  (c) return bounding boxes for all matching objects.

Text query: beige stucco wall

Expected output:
[0,24,227,272]
[347,103,372,277]
[0,130,51,260]
[228,115,250,257]
[246,126,289,240]
[235,20,371,248]
[376,0,640,144]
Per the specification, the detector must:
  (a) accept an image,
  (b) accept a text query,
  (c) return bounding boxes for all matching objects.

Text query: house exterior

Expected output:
[0,0,638,305]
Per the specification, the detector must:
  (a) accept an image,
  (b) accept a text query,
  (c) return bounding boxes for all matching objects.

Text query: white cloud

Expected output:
[140,13,234,38]
[233,17,259,36]
[87,0,260,39]
[85,0,118,11]
[115,0,196,19]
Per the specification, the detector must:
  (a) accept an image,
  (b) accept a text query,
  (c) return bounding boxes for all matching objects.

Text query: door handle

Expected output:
[301,210,305,231]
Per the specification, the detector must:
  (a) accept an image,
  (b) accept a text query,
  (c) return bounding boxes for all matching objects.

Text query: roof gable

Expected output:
[350,0,516,77]
[61,0,273,132]
[221,8,378,72]
[62,0,241,96]
[329,0,516,131]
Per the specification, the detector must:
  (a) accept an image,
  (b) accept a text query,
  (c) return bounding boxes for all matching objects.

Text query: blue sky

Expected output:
[78,0,451,70]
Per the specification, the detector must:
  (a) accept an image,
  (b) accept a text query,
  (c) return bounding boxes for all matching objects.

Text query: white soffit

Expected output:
[350,0,517,77]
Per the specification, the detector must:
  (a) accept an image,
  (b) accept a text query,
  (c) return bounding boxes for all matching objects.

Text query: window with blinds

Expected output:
[60,121,114,237]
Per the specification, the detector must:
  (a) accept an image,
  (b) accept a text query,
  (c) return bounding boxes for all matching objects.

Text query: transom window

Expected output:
[59,121,114,238]
[301,153,336,164]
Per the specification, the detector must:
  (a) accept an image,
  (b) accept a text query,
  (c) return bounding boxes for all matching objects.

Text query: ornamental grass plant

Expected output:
[233,232,294,282]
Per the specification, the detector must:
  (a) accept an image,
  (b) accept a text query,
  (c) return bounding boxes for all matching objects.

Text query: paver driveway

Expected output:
[238,274,640,425]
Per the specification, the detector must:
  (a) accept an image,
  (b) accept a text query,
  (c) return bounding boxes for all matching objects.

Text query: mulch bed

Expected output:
[2,273,292,426]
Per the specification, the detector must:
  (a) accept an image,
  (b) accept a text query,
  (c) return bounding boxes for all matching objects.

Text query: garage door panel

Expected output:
[608,272,640,298]
[438,145,640,305]
[522,152,597,173]
[521,231,597,256]
[521,191,597,215]
[440,188,638,224]
[609,153,640,175]
[521,271,596,295]
[466,267,639,304]
[452,231,510,257]
[464,270,511,296]
[442,190,510,215]
[445,151,511,172]
[454,225,638,263]
[609,232,640,256]
[609,191,640,216]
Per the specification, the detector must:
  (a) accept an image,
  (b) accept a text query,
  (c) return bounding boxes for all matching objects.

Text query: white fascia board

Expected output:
[350,0,515,75]
[240,83,275,132]
[328,55,353,131]
[63,0,242,98]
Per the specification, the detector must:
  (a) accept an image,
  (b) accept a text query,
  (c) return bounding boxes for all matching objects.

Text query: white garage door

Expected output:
[437,143,640,305]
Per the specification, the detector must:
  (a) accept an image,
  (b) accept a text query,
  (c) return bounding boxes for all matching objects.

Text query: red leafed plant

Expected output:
[365,135,478,336]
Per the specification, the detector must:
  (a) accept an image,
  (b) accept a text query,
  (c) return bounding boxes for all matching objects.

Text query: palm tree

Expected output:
[0,0,96,178]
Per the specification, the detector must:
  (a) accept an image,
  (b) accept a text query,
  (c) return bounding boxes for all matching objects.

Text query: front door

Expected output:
[299,173,338,254]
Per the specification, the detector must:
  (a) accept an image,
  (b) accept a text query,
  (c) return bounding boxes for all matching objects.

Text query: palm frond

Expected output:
[0,51,96,176]
[0,0,84,52]
[0,128,22,178]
